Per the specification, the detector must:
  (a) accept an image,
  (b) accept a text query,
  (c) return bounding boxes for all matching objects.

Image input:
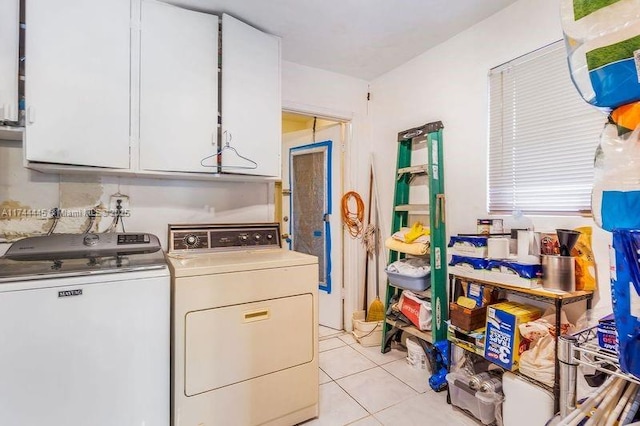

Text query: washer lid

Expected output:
[166,248,318,277]
[0,250,167,283]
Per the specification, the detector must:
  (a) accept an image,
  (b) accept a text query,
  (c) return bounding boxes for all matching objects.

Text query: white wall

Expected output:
[0,140,273,252]
[369,0,611,311]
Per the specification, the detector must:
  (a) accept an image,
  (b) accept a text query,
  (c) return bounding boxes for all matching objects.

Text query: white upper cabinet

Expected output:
[139,0,219,173]
[221,14,281,178]
[0,0,19,122]
[21,3,281,180]
[25,0,130,168]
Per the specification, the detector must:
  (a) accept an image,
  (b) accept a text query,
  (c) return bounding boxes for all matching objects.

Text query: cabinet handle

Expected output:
[243,308,270,323]
[27,106,35,124]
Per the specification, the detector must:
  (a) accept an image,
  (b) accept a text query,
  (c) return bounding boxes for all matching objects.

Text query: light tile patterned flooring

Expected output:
[299,326,479,426]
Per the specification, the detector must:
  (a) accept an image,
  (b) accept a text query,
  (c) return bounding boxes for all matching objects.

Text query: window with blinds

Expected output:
[488,41,605,215]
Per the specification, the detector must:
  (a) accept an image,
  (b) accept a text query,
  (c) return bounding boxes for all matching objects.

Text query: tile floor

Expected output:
[299,326,480,426]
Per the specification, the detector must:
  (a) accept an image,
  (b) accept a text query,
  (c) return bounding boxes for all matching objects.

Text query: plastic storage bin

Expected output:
[446,372,502,425]
[385,269,430,291]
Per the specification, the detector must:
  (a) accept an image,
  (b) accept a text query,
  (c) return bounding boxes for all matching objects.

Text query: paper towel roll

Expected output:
[517,230,533,258]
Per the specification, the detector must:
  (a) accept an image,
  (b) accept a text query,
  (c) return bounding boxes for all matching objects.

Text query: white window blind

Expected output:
[488,41,605,215]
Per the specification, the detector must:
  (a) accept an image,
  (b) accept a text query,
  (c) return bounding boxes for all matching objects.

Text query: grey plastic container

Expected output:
[385,269,430,291]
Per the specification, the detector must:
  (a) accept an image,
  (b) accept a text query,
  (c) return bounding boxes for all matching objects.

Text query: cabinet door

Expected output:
[221,14,281,177]
[139,0,218,173]
[0,0,19,121]
[25,0,130,168]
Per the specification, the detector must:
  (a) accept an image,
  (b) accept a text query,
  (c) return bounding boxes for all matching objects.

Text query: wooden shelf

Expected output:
[385,318,432,343]
[450,274,593,305]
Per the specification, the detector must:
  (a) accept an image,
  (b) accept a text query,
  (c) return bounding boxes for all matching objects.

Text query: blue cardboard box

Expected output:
[597,314,619,354]
[484,301,541,371]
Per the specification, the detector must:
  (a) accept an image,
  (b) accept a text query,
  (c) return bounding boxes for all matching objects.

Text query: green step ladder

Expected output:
[381,121,448,351]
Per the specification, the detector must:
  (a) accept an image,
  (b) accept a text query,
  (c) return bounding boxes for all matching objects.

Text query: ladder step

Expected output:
[397,164,428,176]
[394,204,430,214]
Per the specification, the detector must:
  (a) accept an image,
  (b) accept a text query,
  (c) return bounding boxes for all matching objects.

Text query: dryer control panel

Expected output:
[168,223,281,252]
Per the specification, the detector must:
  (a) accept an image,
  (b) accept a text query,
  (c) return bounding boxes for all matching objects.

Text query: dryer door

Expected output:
[184,293,314,396]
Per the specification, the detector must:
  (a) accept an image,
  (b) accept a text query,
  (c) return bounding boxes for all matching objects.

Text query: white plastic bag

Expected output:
[519,335,556,387]
[592,124,640,230]
[398,290,432,331]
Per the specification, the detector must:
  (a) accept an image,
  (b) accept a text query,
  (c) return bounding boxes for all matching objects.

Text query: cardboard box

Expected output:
[448,236,489,258]
[465,282,500,308]
[450,302,487,332]
[448,322,485,355]
[477,219,504,235]
[597,314,618,354]
[484,302,542,371]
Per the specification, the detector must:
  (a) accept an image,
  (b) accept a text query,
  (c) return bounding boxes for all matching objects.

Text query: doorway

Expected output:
[281,113,346,330]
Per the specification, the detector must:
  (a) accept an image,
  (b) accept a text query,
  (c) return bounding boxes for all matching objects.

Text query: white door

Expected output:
[25,0,130,168]
[221,14,281,177]
[283,124,343,329]
[139,0,219,173]
[0,0,19,121]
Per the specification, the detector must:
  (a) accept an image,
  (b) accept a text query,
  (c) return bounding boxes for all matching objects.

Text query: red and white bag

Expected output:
[398,291,432,331]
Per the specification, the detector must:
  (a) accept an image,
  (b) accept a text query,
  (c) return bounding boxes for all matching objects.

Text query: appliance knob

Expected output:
[254,234,261,241]
[83,234,99,246]
[184,234,199,247]
[239,235,248,242]
[266,234,273,240]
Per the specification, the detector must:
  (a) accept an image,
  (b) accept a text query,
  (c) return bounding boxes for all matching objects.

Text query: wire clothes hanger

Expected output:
[200,131,258,170]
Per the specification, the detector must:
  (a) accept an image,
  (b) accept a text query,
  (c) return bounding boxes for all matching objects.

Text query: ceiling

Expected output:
[166,0,519,80]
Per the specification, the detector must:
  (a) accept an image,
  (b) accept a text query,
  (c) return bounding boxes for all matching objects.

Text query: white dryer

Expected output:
[166,223,319,426]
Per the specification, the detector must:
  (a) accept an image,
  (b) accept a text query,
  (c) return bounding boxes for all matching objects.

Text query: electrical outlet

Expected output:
[109,194,130,217]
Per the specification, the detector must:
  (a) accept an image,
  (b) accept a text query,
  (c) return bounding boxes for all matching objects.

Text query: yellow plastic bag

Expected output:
[571,226,597,291]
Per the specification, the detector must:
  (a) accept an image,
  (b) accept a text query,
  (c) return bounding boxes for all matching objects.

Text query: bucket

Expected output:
[351,310,383,347]
[406,338,427,370]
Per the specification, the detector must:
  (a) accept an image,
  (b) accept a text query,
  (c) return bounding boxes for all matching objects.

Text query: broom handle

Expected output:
[371,153,382,298]
[363,166,374,311]
[375,194,380,298]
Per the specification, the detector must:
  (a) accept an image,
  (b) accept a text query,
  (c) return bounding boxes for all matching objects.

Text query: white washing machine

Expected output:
[0,232,170,426]
[166,223,319,426]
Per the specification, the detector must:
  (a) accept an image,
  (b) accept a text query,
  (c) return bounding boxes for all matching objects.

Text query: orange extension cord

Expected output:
[341,191,365,238]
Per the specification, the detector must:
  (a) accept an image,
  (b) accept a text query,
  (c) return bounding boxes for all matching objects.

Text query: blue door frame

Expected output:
[289,140,333,293]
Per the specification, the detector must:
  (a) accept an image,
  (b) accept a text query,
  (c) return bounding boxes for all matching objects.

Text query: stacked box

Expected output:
[448,236,489,258]
[597,314,619,354]
[484,302,542,371]
[477,219,504,235]
[465,282,500,308]
[450,302,487,332]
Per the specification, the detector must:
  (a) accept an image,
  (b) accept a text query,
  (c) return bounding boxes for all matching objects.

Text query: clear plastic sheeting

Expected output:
[292,151,327,286]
